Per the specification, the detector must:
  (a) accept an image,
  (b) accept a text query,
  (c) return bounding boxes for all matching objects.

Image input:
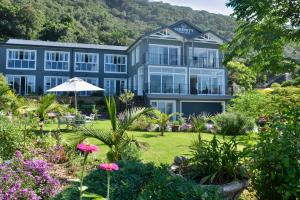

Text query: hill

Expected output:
[0,0,236,45]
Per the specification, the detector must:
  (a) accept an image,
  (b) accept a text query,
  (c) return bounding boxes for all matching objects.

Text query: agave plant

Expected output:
[80,97,153,162]
[151,109,179,136]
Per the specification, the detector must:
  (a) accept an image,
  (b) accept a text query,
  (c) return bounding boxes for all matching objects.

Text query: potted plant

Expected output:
[170,134,249,200]
[172,121,180,132]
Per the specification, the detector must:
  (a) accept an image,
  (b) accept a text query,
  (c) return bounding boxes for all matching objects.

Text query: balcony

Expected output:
[188,57,223,69]
[145,53,181,66]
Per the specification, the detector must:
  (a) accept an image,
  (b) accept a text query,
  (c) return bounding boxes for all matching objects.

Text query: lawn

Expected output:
[45,120,256,164]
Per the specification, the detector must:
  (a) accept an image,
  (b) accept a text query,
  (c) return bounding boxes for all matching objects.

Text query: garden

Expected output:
[0,72,299,200]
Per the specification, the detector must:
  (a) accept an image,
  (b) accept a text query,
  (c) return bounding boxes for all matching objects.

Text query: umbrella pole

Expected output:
[74,91,78,114]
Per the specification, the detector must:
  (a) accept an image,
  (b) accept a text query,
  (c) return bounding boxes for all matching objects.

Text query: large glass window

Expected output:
[7,49,36,69]
[150,101,175,115]
[75,52,98,72]
[104,79,126,96]
[45,51,69,71]
[104,54,127,73]
[7,75,35,95]
[44,76,69,95]
[148,67,187,94]
[189,69,225,95]
[189,48,219,68]
[79,77,99,96]
[149,45,180,65]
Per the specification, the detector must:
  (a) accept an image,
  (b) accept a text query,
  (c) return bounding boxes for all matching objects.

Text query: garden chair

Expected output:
[85,114,95,123]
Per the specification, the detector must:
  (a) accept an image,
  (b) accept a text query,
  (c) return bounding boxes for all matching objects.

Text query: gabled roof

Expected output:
[6,39,128,51]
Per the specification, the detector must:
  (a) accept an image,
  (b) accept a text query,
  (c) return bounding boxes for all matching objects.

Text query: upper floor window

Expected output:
[149,45,180,66]
[104,54,127,73]
[7,49,36,70]
[75,52,99,72]
[45,51,70,71]
[7,74,35,95]
[189,48,219,68]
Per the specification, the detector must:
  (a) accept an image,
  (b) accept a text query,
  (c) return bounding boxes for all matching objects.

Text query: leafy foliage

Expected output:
[119,91,134,110]
[191,113,211,134]
[249,102,300,199]
[212,112,255,135]
[150,110,179,136]
[186,134,248,184]
[55,160,221,200]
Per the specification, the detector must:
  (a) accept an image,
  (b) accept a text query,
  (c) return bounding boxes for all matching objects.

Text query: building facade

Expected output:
[0,20,231,116]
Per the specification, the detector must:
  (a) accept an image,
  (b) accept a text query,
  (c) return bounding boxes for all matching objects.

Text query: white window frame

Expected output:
[128,77,132,91]
[149,44,181,66]
[189,47,219,68]
[44,51,70,71]
[6,74,36,95]
[133,74,137,92]
[104,54,127,74]
[150,100,176,114]
[6,49,37,70]
[148,66,187,95]
[44,76,69,94]
[74,52,99,73]
[135,45,140,64]
[131,49,136,66]
[104,78,127,96]
[78,77,99,96]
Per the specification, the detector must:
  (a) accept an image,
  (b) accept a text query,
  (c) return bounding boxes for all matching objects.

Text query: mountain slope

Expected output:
[0,0,236,45]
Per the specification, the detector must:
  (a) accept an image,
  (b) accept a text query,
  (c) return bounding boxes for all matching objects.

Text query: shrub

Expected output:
[212,112,255,135]
[0,117,23,161]
[55,161,221,200]
[128,115,151,131]
[281,77,300,87]
[250,102,300,199]
[185,135,248,185]
[0,151,60,199]
[191,113,211,133]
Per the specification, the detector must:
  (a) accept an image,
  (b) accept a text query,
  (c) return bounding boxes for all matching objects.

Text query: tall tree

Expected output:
[226,0,300,73]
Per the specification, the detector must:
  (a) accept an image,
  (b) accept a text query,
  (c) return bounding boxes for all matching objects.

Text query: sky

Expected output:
[151,0,233,16]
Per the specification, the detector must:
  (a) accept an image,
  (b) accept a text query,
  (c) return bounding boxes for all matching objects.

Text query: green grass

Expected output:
[45,120,257,164]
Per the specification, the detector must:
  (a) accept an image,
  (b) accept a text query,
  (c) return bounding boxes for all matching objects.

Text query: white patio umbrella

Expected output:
[47,77,104,112]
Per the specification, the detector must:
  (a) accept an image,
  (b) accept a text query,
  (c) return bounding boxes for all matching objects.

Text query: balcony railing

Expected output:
[144,83,226,96]
[188,57,222,68]
[145,53,181,66]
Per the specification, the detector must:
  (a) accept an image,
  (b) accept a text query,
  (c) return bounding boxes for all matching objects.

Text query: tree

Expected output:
[119,90,135,110]
[226,61,256,94]
[226,0,300,73]
[81,97,153,161]
[151,110,179,136]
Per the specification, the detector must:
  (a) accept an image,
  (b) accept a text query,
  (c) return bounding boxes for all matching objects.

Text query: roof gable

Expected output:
[169,20,203,39]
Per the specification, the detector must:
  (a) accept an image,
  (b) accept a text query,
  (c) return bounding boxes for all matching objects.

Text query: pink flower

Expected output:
[77,143,99,153]
[99,163,119,171]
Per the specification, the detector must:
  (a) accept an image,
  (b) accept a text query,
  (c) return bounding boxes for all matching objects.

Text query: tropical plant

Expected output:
[249,102,300,199]
[80,97,153,162]
[150,110,179,136]
[119,90,134,110]
[212,112,255,135]
[191,113,211,136]
[186,134,248,184]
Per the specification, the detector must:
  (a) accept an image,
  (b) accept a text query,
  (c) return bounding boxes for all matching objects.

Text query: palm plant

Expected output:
[119,90,135,110]
[151,109,179,136]
[80,97,153,162]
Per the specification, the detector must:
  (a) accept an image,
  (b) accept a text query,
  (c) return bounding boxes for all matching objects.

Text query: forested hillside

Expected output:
[0,0,236,45]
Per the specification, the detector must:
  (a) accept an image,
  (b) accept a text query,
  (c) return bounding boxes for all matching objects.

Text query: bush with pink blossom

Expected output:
[0,151,60,200]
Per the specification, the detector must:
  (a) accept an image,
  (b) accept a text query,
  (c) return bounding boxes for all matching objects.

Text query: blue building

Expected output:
[0,20,231,116]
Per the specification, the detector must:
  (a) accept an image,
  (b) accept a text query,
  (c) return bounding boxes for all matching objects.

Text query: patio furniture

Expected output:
[85,114,95,123]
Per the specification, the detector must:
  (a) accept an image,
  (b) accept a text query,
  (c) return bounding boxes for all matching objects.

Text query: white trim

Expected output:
[44,50,70,72]
[78,77,99,96]
[179,100,226,114]
[148,44,181,66]
[6,74,36,95]
[43,76,69,94]
[188,47,219,68]
[6,49,37,70]
[150,100,176,114]
[74,52,99,73]
[104,78,127,96]
[104,54,127,74]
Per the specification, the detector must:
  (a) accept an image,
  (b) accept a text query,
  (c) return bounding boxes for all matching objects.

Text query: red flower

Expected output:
[77,143,99,154]
[99,163,119,171]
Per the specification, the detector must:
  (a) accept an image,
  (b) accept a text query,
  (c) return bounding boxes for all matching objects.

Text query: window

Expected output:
[149,45,180,65]
[135,46,140,64]
[75,52,99,72]
[45,51,70,71]
[148,66,187,94]
[131,49,136,66]
[189,69,225,95]
[78,77,99,96]
[189,48,219,68]
[138,67,144,96]
[104,79,127,96]
[133,75,137,92]
[7,75,35,95]
[128,77,132,91]
[7,49,36,70]
[44,76,69,95]
[150,100,175,115]
[104,54,127,73]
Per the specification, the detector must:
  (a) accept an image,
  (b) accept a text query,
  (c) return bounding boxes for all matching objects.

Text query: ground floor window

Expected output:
[6,75,35,95]
[104,78,126,96]
[78,77,99,96]
[150,100,175,115]
[148,66,187,94]
[44,76,69,95]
